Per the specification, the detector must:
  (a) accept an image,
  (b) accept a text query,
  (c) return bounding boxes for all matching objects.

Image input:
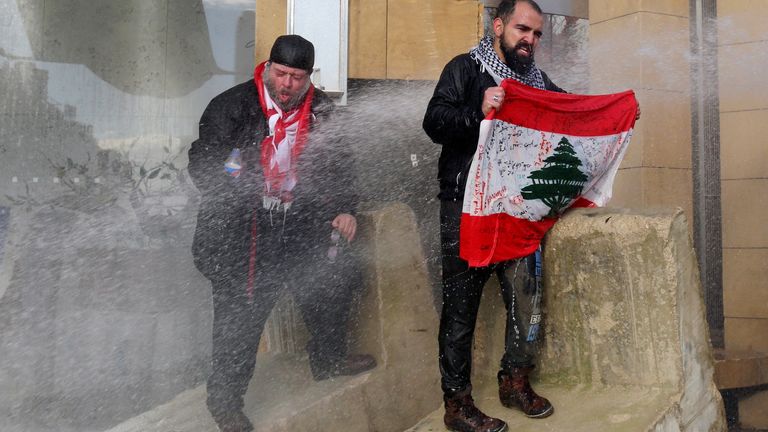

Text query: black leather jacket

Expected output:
[422,53,564,201]
[188,81,356,280]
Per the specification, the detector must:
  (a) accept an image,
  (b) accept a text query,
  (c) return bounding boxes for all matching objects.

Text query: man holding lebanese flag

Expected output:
[423,1,639,431]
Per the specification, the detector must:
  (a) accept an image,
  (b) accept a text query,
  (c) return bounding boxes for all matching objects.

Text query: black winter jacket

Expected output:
[422,53,564,201]
[188,80,356,280]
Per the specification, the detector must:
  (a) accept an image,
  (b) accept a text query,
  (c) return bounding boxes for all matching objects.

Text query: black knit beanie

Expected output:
[269,35,315,72]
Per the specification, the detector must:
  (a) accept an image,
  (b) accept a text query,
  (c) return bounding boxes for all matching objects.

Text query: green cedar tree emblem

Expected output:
[521,137,588,217]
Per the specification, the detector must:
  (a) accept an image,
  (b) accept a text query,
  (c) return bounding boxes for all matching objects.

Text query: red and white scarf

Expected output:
[247,62,315,302]
[253,61,315,210]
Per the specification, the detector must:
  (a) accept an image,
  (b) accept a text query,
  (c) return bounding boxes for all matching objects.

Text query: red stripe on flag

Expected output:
[460,197,596,267]
[460,213,556,267]
[496,79,637,137]
[571,197,596,209]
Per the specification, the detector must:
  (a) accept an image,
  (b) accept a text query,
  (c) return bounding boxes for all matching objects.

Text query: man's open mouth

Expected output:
[517,45,532,56]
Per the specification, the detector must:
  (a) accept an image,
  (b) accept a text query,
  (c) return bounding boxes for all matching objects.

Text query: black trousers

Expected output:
[439,200,541,394]
[205,221,359,417]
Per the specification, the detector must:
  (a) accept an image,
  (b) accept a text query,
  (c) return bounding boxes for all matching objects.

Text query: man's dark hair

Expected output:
[495,0,543,24]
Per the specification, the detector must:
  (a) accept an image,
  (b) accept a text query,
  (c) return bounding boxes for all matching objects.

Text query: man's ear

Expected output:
[493,17,504,38]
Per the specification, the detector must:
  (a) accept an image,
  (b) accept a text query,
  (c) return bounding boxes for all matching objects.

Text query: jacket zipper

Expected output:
[454,172,462,201]
[454,158,474,201]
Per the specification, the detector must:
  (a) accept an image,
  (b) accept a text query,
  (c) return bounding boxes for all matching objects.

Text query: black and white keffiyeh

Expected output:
[469,35,546,89]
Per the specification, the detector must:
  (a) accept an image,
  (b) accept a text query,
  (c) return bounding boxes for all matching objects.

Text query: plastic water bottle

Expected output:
[526,247,543,342]
[327,229,341,263]
[224,148,242,178]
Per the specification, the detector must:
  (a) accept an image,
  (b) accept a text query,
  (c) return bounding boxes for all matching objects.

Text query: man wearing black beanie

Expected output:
[188,34,375,432]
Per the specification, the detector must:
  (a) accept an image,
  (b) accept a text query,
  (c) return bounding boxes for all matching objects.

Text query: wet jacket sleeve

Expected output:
[422,56,485,149]
[188,94,244,200]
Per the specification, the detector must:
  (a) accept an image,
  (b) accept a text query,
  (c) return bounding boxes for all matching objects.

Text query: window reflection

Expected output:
[0,1,257,429]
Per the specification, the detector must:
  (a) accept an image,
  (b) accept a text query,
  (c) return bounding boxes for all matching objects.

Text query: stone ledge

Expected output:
[105,353,376,432]
[406,384,675,432]
[714,349,768,390]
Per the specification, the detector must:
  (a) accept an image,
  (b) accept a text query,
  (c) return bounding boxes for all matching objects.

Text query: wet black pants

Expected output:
[439,200,540,394]
[205,247,358,417]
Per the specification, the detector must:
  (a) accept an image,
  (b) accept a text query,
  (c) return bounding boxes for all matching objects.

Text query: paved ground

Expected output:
[405,383,673,432]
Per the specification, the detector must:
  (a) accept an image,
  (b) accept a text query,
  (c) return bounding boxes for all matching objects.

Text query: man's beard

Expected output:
[263,67,311,111]
[500,38,535,75]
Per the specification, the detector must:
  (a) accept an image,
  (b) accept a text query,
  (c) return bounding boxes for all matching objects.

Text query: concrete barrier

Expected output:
[408,208,726,432]
[105,202,441,432]
[107,206,725,432]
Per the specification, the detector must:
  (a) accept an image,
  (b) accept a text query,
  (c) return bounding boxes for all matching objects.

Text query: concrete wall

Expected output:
[588,0,693,222]
[255,0,588,93]
[590,0,768,428]
[258,0,482,81]
[255,0,285,70]
[717,1,768,428]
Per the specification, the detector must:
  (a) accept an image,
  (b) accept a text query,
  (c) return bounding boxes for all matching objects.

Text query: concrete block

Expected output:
[589,0,689,24]
[541,210,684,388]
[540,209,723,430]
[721,110,768,180]
[610,168,644,208]
[719,41,768,113]
[386,0,480,80]
[349,0,388,79]
[255,0,286,63]
[722,179,768,249]
[723,248,768,319]
[590,14,690,94]
[725,317,768,353]
[0,192,211,427]
[739,389,768,430]
[642,167,693,225]
[639,89,691,169]
[589,14,643,91]
[714,349,768,390]
[718,0,768,46]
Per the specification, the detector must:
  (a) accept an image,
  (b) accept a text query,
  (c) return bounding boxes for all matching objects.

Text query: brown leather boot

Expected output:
[498,367,554,418]
[444,387,508,432]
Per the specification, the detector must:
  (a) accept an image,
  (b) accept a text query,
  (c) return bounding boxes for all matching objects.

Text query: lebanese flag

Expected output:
[460,79,637,267]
